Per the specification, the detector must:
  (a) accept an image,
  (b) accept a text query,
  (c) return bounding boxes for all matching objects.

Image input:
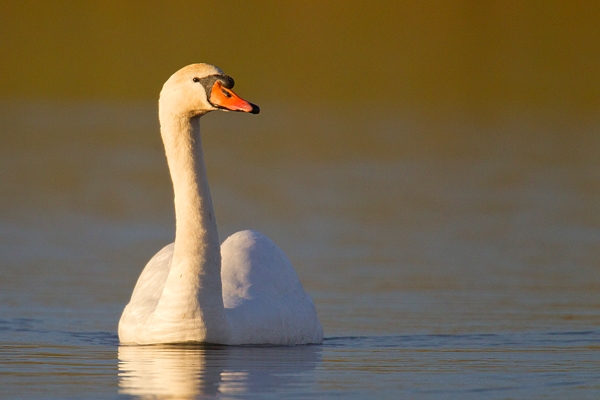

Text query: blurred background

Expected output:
[2,1,600,127]
[0,1,599,336]
[2,1,600,108]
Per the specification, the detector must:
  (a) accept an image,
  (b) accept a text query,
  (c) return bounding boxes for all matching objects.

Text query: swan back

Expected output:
[221,230,324,345]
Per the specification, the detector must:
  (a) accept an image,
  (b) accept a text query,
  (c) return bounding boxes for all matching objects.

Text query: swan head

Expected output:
[159,63,260,118]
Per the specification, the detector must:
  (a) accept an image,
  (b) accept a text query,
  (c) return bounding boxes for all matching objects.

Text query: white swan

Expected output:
[118,63,323,345]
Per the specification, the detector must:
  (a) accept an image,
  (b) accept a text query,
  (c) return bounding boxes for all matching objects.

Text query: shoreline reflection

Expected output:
[118,343,322,398]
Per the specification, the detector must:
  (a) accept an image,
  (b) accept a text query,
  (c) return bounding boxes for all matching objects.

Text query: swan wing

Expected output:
[221,230,323,345]
[118,243,174,341]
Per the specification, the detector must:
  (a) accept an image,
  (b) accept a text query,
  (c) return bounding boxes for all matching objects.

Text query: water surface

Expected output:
[1,103,599,398]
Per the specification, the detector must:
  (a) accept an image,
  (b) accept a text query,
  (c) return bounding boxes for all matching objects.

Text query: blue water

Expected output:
[2,318,599,399]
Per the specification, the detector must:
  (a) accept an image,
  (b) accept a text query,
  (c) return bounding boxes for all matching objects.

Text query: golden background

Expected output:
[2,1,599,116]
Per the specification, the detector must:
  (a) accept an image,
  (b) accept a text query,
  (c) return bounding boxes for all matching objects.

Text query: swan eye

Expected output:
[192,77,200,83]
[221,88,232,98]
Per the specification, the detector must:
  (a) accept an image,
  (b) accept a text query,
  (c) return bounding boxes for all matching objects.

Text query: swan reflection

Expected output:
[118,344,321,398]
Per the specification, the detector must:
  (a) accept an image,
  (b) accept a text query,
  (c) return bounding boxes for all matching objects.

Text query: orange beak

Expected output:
[210,81,260,114]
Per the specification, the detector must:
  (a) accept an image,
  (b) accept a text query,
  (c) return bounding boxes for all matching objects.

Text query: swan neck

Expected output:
[164,115,219,261]
[152,111,228,343]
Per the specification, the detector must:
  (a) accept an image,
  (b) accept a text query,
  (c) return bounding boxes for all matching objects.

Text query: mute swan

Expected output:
[118,64,323,345]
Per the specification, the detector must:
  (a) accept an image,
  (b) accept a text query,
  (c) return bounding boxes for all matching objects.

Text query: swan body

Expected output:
[118,63,323,345]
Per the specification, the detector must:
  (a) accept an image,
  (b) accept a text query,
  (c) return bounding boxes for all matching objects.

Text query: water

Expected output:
[2,327,599,399]
[1,103,599,398]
